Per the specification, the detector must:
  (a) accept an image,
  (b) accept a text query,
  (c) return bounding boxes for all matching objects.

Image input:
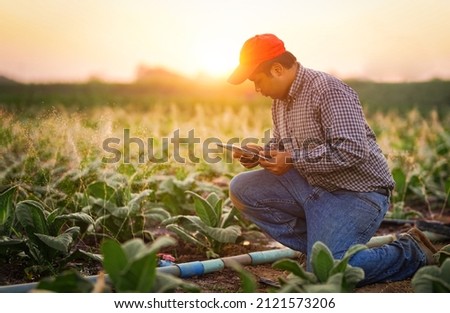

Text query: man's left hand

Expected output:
[259,150,294,175]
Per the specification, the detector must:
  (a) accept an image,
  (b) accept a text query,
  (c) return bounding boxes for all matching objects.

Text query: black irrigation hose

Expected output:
[381,218,417,226]
[416,220,450,237]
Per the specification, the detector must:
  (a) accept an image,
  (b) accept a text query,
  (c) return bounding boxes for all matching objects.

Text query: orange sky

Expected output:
[1,0,450,83]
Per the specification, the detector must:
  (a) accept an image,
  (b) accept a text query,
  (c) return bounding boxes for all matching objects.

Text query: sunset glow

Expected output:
[1,0,450,83]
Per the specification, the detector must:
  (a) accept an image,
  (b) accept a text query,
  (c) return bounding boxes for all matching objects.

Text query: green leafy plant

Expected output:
[34,269,104,293]
[412,244,450,292]
[412,259,450,292]
[0,186,16,236]
[81,181,168,242]
[163,191,241,258]
[101,236,199,292]
[434,244,450,266]
[148,173,225,216]
[0,199,98,273]
[273,241,367,292]
[385,201,423,220]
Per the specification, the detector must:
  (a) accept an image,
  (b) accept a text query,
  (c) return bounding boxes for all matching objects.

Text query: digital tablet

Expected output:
[216,143,271,161]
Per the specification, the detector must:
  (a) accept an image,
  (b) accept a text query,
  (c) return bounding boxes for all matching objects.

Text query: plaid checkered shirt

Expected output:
[269,64,395,192]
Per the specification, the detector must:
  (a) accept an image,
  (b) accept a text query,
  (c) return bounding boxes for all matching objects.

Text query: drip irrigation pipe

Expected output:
[0,248,301,293]
[159,248,301,278]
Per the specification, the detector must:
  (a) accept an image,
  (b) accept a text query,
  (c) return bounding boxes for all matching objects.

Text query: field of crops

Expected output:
[0,79,449,292]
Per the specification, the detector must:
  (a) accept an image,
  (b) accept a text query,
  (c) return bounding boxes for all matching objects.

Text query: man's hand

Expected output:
[259,150,294,175]
[232,144,263,169]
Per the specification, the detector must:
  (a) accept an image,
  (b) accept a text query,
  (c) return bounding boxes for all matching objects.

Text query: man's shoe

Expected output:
[400,227,438,265]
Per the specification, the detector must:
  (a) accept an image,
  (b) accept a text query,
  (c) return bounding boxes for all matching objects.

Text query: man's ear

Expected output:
[270,63,284,77]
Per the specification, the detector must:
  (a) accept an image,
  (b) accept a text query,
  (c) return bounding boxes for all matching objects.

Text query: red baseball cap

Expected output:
[228,34,286,85]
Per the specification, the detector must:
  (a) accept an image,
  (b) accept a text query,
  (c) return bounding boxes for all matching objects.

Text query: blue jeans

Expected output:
[229,168,427,285]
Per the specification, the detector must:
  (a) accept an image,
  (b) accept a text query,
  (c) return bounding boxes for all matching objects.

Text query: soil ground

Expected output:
[1,212,449,293]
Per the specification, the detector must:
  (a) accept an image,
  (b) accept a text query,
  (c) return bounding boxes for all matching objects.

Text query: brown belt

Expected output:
[374,187,391,197]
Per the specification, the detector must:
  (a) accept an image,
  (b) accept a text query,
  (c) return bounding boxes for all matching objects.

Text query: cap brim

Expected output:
[227,63,259,85]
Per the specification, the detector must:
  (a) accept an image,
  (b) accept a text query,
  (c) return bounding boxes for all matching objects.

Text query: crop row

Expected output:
[0,102,449,291]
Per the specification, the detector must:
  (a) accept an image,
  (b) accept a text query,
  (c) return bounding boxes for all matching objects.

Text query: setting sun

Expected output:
[198,51,236,79]
[188,34,241,79]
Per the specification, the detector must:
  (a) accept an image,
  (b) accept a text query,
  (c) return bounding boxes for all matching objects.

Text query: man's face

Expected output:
[248,65,288,100]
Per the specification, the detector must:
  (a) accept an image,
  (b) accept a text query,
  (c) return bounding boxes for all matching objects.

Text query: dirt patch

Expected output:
[1,218,449,293]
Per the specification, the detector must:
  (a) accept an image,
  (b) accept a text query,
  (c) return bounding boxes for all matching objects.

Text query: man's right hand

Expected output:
[233,144,263,169]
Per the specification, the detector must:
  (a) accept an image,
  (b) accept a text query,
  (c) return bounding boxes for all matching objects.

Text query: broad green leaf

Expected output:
[304,274,343,293]
[277,277,307,292]
[120,238,146,262]
[220,207,238,228]
[160,194,184,215]
[214,198,224,222]
[118,163,137,176]
[413,273,450,293]
[206,192,222,217]
[144,236,176,256]
[101,239,129,285]
[440,259,450,284]
[165,224,208,248]
[411,265,444,292]
[165,215,205,234]
[88,197,118,212]
[330,244,367,275]
[35,269,94,293]
[205,192,220,206]
[325,272,344,285]
[144,207,171,222]
[15,200,49,236]
[64,226,81,240]
[0,186,16,226]
[107,205,132,218]
[55,212,95,226]
[435,244,450,266]
[35,232,74,254]
[66,249,103,263]
[203,224,241,244]
[50,212,95,235]
[391,167,407,201]
[27,241,46,264]
[105,237,176,292]
[427,276,450,292]
[160,215,182,225]
[153,272,200,293]
[86,181,116,202]
[119,252,158,292]
[94,214,111,229]
[46,208,66,235]
[445,179,450,194]
[342,266,365,291]
[122,236,175,262]
[342,243,368,260]
[311,241,334,283]
[128,190,153,212]
[0,238,27,256]
[186,191,218,227]
[273,259,317,283]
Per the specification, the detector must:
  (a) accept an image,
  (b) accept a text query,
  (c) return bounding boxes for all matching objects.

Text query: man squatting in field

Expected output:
[227,34,437,285]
